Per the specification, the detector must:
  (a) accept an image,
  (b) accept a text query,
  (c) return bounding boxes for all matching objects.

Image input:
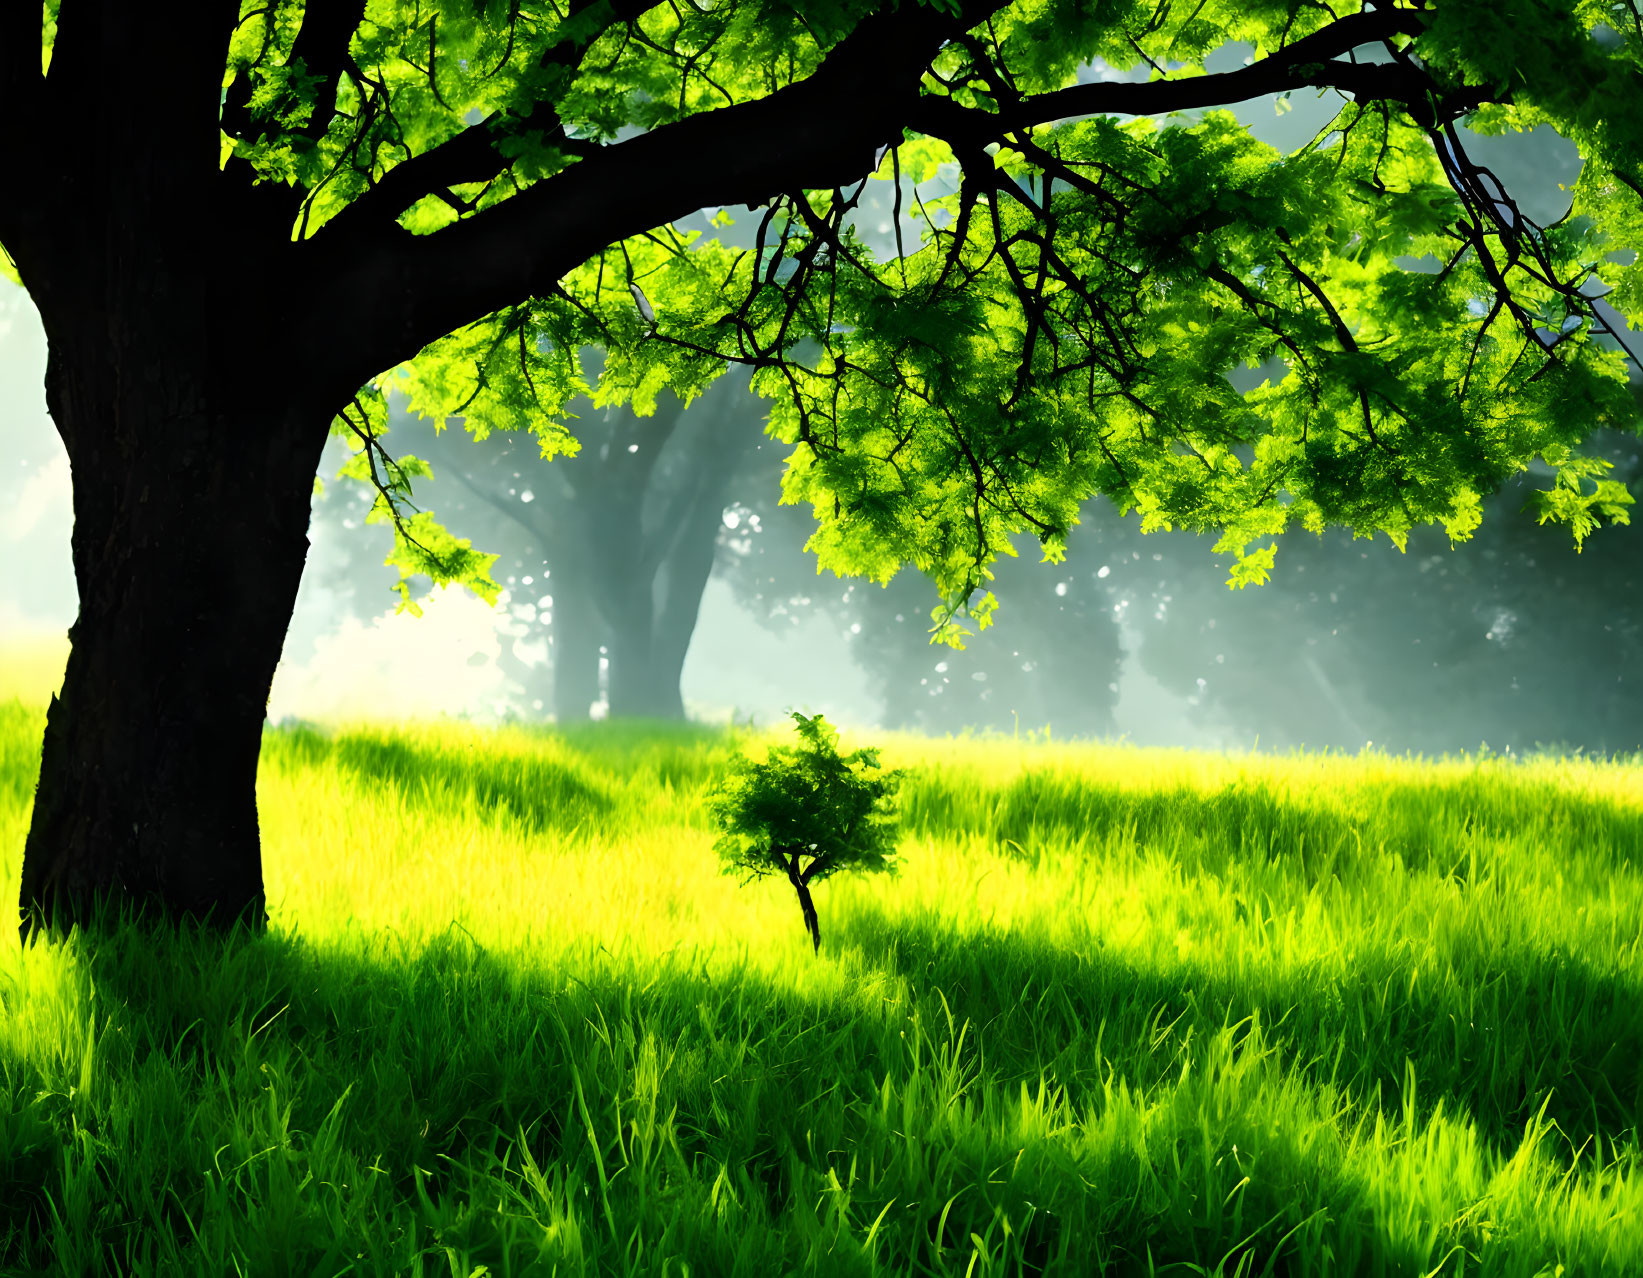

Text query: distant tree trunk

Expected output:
[642,476,734,721]
[550,579,604,722]
[609,376,760,722]
[604,495,724,720]
[608,659,683,719]
[18,320,327,936]
[605,587,676,718]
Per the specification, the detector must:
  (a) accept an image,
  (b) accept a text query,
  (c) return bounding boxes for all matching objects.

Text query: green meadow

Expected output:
[1,652,1640,1274]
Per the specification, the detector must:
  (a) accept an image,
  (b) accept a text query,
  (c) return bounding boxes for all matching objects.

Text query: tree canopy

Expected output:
[707,711,901,952]
[9,0,1637,645]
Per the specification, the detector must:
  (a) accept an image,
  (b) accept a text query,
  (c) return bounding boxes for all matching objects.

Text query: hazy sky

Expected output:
[0,51,1613,747]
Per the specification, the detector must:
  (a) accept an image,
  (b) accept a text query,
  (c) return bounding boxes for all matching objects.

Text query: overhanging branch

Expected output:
[311,0,649,249]
[223,0,368,147]
[47,1,238,146]
[297,1,1498,397]
[908,7,1468,149]
[308,1,995,381]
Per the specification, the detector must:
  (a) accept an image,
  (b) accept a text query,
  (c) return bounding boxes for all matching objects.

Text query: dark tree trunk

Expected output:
[3,8,341,937]
[19,324,328,937]
[786,859,821,954]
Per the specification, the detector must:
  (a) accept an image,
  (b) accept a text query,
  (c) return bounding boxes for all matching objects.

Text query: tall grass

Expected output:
[0,685,1639,1275]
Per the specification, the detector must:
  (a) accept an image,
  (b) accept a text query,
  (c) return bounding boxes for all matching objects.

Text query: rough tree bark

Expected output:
[3,7,341,934]
[18,302,331,933]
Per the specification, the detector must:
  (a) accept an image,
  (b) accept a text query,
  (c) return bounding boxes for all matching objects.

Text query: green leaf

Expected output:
[1227,544,1278,590]
[381,509,503,609]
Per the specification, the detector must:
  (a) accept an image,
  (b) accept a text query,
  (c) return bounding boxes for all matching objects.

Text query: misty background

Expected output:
[3,52,1639,756]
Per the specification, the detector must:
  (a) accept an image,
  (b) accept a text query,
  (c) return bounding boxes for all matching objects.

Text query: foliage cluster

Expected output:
[707,712,902,952]
[51,0,1633,641]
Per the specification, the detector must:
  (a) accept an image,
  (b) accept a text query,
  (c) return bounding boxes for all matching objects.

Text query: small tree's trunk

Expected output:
[786,857,821,954]
[19,335,327,937]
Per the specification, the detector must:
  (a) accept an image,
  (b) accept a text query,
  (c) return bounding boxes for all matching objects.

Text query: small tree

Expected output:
[707,713,902,954]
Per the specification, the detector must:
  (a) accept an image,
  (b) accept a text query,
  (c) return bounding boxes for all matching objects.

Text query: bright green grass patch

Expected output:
[0,635,67,707]
[1,697,1640,1275]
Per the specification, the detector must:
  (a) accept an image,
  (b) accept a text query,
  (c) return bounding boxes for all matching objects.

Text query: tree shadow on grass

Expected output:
[2,918,896,1275]
[262,722,617,838]
[834,903,1643,1161]
[4,907,1639,1276]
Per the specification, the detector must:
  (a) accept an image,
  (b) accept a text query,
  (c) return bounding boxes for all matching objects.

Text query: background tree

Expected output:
[309,367,789,723]
[1125,430,1643,754]
[3,1,1640,932]
[389,368,763,721]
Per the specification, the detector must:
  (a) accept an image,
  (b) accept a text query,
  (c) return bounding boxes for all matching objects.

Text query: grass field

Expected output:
[1,665,1640,1274]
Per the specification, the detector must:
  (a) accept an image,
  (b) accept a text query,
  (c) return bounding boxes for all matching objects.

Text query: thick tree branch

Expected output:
[9,3,240,304]
[908,8,1473,152]
[307,2,994,384]
[319,108,595,246]
[34,0,106,114]
[0,7,44,257]
[220,0,379,249]
[1024,8,1430,124]
[312,0,648,248]
[49,2,238,144]
[222,0,370,146]
[0,3,41,128]
[286,0,372,142]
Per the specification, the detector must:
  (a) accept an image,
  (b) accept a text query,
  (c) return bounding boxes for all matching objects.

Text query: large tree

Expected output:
[3,1,1640,933]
